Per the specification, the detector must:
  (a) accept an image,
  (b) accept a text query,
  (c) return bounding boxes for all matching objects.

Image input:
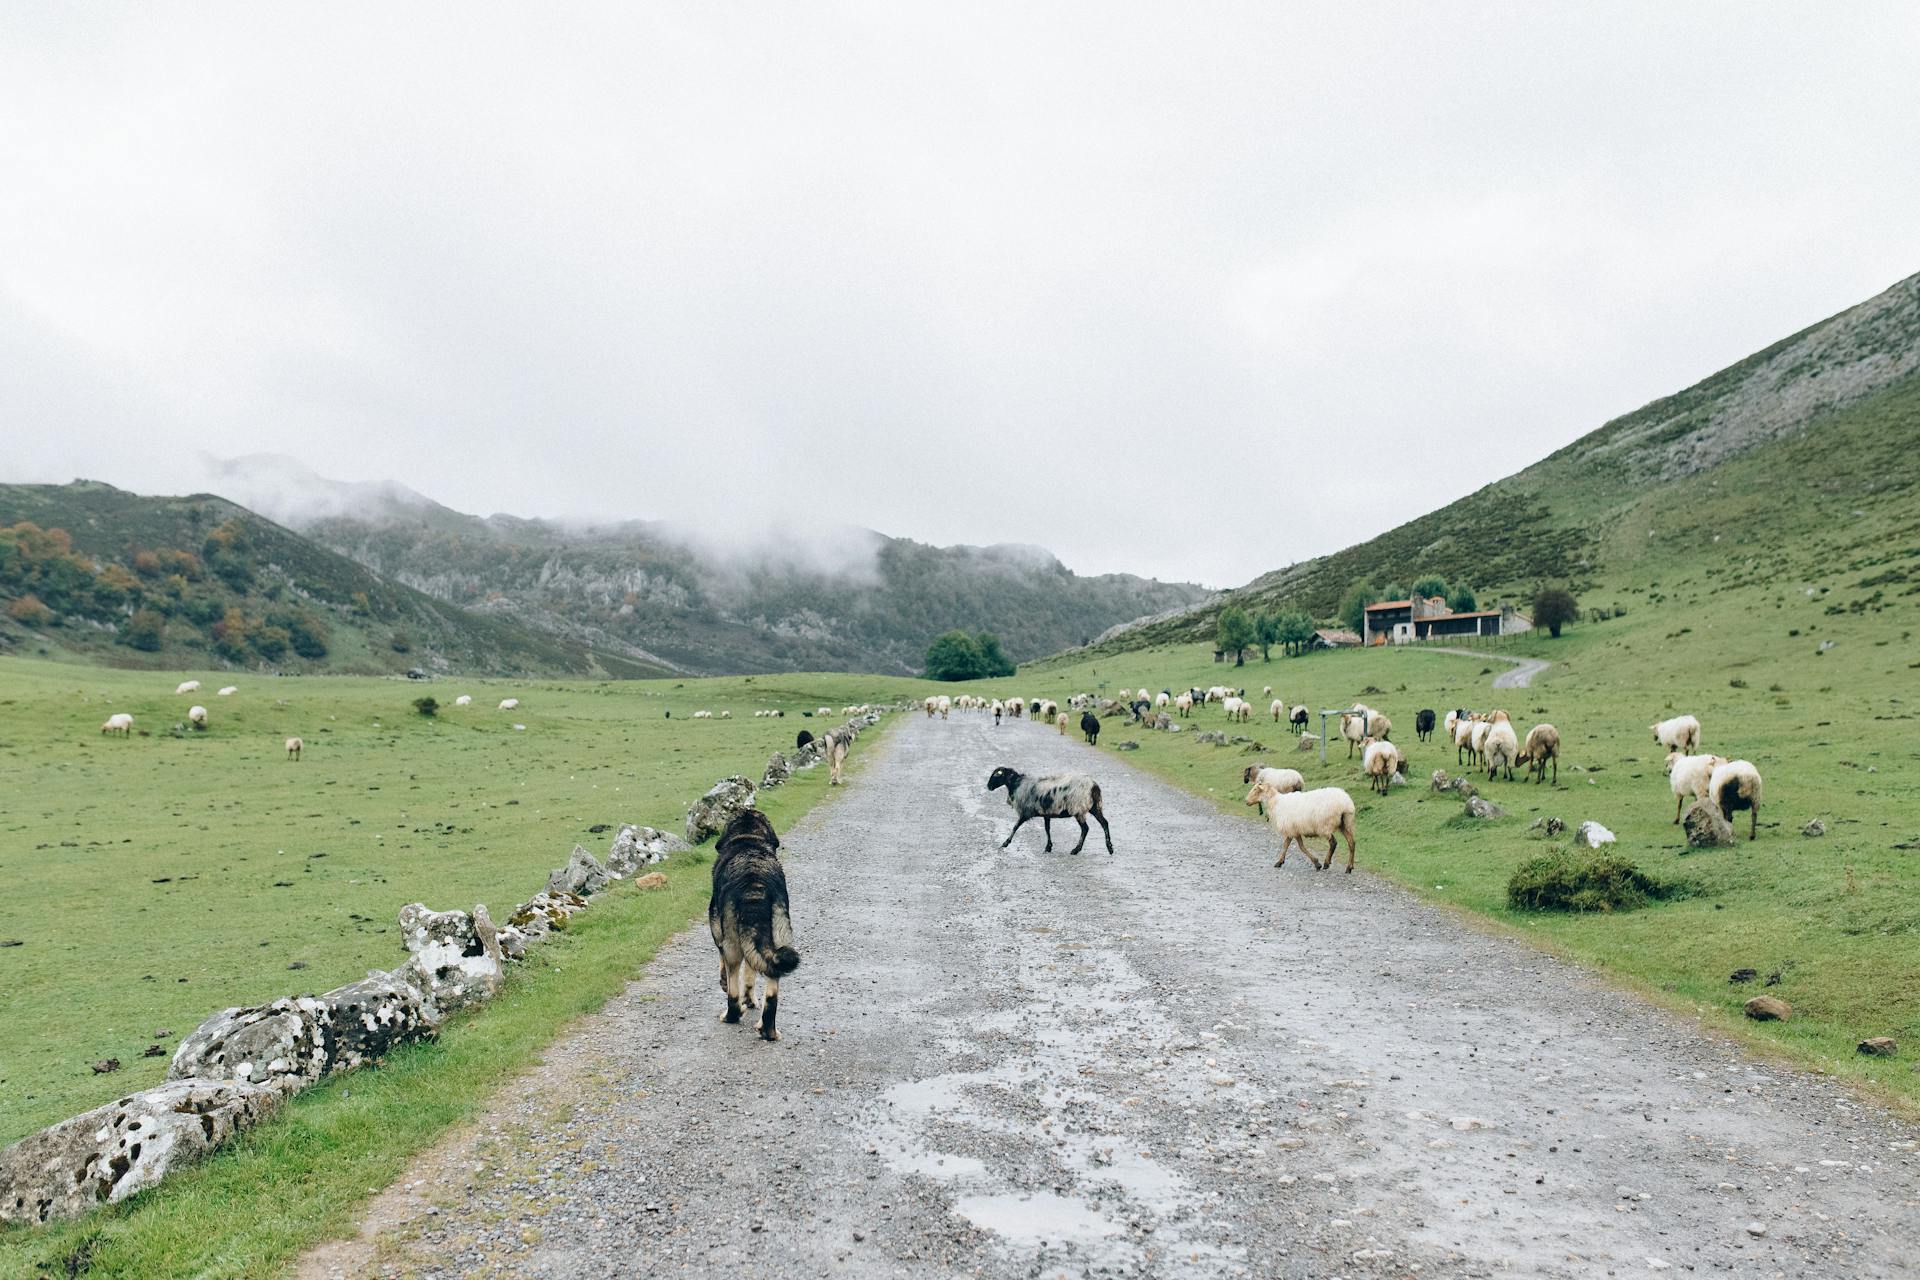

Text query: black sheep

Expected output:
[1080,711,1101,746]
[1415,709,1436,742]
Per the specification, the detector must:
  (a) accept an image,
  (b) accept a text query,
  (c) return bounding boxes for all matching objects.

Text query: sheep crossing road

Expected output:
[309,716,1918,1279]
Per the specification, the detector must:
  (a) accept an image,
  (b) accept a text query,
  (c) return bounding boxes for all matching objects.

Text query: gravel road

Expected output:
[1426,649,1552,689]
[308,715,1918,1279]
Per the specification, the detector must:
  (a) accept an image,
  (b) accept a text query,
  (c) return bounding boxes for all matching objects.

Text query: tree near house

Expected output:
[1412,575,1448,601]
[1215,606,1256,666]
[1254,610,1281,661]
[1532,585,1579,638]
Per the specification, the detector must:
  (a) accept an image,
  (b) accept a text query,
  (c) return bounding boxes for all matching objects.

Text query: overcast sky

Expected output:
[3,4,1917,587]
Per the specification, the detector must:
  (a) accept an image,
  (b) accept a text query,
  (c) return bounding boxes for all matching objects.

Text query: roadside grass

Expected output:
[0,654,909,1277]
[1005,598,1920,1108]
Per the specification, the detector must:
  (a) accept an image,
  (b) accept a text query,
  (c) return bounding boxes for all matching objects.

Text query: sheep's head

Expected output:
[1241,764,1262,784]
[1243,780,1276,807]
[986,766,1018,793]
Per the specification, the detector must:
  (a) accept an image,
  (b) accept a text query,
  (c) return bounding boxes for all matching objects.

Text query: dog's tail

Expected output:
[762,945,802,977]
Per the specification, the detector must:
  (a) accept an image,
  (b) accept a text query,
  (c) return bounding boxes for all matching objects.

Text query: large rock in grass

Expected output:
[1195,730,1228,746]
[605,825,684,876]
[319,968,435,1069]
[548,845,611,897]
[1683,801,1736,848]
[760,753,792,790]
[0,1077,284,1224]
[1744,995,1792,1022]
[508,890,589,942]
[397,902,505,1022]
[1465,795,1506,820]
[686,775,756,844]
[167,996,332,1093]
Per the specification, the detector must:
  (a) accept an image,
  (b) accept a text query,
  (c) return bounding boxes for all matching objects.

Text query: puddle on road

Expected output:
[951,1190,1122,1248]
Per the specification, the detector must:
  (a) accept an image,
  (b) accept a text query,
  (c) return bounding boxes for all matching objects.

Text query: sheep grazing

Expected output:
[1156,691,1170,709]
[1469,719,1492,769]
[1243,781,1358,872]
[693,710,713,719]
[1174,693,1194,718]
[217,685,238,697]
[100,713,133,736]
[175,680,200,695]
[1289,705,1309,733]
[1709,760,1764,840]
[1080,711,1101,746]
[1361,738,1403,794]
[1665,751,1727,823]
[1056,711,1069,735]
[1482,715,1519,781]
[986,766,1113,855]
[1339,705,1388,758]
[499,698,520,711]
[187,705,208,731]
[1262,685,1273,697]
[1222,696,1251,723]
[1415,709,1436,742]
[1454,713,1482,766]
[285,736,303,761]
[1269,698,1286,723]
[1650,714,1702,755]
[1517,724,1560,784]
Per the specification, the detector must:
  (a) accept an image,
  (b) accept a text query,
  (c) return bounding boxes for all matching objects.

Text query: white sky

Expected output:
[3,3,1917,587]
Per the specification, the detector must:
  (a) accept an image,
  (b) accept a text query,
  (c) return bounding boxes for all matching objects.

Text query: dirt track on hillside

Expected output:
[1427,648,1551,689]
[304,714,1918,1279]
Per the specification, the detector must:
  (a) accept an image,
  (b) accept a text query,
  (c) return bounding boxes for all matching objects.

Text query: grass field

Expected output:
[1011,599,1919,1107]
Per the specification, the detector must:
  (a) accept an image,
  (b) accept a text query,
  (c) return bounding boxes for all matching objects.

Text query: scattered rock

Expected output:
[1296,733,1319,751]
[1431,770,1452,792]
[547,845,611,897]
[0,1077,285,1224]
[1465,796,1505,820]
[508,890,589,941]
[1113,740,1141,752]
[760,753,792,790]
[1802,819,1827,837]
[586,823,611,834]
[1744,995,1792,1022]
[631,871,669,891]
[1729,968,1758,984]
[1575,820,1616,848]
[1195,731,1228,746]
[1858,1037,1897,1057]
[1526,816,1567,839]
[686,775,757,844]
[606,825,684,875]
[141,1044,165,1058]
[1745,1222,1768,1238]
[1683,801,1736,848]
[89,1059,120,1075]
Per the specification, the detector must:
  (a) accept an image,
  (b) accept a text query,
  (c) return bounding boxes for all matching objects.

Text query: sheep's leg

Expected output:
[759,977,780,1042]
[1093,806,1113,854]
[1551,757,1557,785]
[1323,835,1338,870]
[1674,793,1684,824]
[1001,816,1031,849]
[1068,814,1089,855]
[1042,816,1054,852]
[1341,817,1357,872]
[1750,806,1758,841]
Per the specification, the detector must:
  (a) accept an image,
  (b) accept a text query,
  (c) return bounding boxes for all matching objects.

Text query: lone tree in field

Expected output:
[1532,586,1579,638]
[1216,606,1256,666]
[1254,611,1281,661]
[923,630,1017,681]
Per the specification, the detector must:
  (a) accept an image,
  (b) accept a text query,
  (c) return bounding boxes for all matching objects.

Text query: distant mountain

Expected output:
[0,481,667,678]
[1074,269,1920,653]
[206,455,1211,676]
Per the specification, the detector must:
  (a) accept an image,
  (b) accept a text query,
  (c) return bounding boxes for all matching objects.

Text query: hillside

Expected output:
[0,482,668,678]
[1070,269,1920,653]
[207,455,1211,675]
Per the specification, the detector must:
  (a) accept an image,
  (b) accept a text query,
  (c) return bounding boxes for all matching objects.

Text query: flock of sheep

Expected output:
[937,680,1771,872]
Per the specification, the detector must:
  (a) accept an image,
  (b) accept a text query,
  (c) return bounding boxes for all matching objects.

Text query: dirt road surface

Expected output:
[1427,650,1552,689]
[306,714,1918,1278]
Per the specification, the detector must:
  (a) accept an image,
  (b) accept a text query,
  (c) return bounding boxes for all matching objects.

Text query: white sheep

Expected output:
[100,712,133,736]
[1174,693,1194,717]
[1650,714,1701,755]
[499,698,520,711]
[1665,751,1726,823]
[1243,781,1358,872]
[1240,763,1304,814]
[454,694,472,707]
[285,736,303,760]
[1118,688,1132,701]
[175,680,200,695]
[187,705,208,731]
[1361,738,1403,794]
[1270,698,1286,722]
[1156,691,1170,709]
[1482,714,1519,781]
[719,710,732,719]
[1262,685,1273,697]
[1340,705,1389,758]
[1469,719,1492,767]
[693,709,713,719]
[217,686,238,697]
[1709,759,1764,840]
[1056,711,1069,735]
[937,696,952,719]
[1454,713,1482,765]
[1517,724,1561,785]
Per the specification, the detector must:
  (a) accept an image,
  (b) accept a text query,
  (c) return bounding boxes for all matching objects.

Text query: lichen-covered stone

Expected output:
[318,968,434,1070]
[686,775,757,844]
[547,844,611,897]
[761,753,792,790]
[1683,801,1735,847]
[0,1077,284,1224]
[606,825,684,876]
[1465,795,1506,819]
[507,890,589,941]
[396,902,504,1022]
[166,997,331,1093]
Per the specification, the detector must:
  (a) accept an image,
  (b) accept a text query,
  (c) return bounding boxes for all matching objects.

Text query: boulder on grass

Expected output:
[319,968,435,1071]
[631,871,669,891]
[547,844,611,897]
[1575,820,1616,848]
[686,775,756,843]
[1744,995,1791,1022]
[1684,801,1736,848]
[605,825,685,876]
[508,890,589,941]
[1858,1037,1897,1057]
[0,1078,284,1224]
[166,997,332,1093]
[1465,795,1506,820]
[397,902,505,1022]
[760,753,792,790]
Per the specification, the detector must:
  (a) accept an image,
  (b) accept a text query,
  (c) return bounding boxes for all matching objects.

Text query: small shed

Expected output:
[1308,628,1361,650]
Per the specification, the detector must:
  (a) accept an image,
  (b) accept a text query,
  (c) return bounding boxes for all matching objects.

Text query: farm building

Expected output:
[1362,595,1533,644]
[1308,628,1362,650]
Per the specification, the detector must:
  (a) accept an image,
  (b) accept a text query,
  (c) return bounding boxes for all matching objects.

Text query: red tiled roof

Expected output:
[1363,599,1413,611]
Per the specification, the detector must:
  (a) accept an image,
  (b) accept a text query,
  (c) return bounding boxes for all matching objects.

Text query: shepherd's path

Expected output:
[310,714,1919,1279]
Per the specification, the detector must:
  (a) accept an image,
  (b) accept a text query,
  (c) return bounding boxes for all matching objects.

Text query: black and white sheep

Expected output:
[1709,759,1764,840]
[986,767,1114,855]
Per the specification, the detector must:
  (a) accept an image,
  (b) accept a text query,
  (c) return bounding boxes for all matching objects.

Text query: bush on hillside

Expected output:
[1532,585,1579,638]
[121,608,166,651]
[1507,848,1679,913]
[6,593,53,627]
[924,629,1017,681]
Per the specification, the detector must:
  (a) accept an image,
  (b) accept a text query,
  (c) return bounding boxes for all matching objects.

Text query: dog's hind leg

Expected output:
[722,947,745,1023]
[738,960,758,1009]
[759,976,781,1042]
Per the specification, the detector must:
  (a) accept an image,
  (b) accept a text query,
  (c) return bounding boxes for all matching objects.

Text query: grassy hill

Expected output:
[1071,269,1920,651]
[204,454,1212,676]
[0,482,669,678]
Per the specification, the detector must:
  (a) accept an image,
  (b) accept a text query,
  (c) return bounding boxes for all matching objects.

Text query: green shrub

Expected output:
[412,695,438,717]
[1507,848,1680,913]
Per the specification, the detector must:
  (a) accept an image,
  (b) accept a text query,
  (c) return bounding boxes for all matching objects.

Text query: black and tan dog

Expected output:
[708,808,801,1041]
